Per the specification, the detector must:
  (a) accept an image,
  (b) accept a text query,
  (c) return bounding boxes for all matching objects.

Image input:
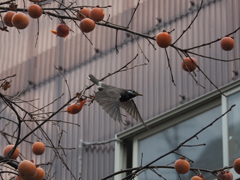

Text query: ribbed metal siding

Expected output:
[0,0,240,179]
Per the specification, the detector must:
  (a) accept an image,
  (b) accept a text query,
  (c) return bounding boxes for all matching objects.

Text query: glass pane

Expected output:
[138,106,222,180]
[228,91,240,165]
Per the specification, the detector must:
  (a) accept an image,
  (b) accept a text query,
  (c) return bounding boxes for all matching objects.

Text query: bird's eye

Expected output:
[128,90,137,94]
[128,90,133,94]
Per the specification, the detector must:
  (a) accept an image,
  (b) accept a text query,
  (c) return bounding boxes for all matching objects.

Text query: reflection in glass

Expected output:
[228,91,240,165]
[138,106,222,180]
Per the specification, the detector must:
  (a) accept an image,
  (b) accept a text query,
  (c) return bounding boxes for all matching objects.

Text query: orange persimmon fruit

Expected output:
[191,175,203,180]
[28,4,42,19]
[233,158,240,174]
[174,157,190,174]
[15,175,23,180]
[220,36,234,51]
[79,18,95,33]
[3,144,19,159]
[67,98,87,114]
[217,171,233,180]
[89,7,105,22]
[18,160,37,180]
[77,8,90,20]
[181,57,197,72]
[34,167,45,180]
[12,12,29,29]
[3,11,16,27]
[156,31,172,48]
[32,141,45,155]
[51,24,70,38]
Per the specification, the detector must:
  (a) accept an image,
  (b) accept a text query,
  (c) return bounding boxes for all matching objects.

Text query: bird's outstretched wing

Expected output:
[120,100,149,130]
[94,90,123,122]
[120,99,142,122]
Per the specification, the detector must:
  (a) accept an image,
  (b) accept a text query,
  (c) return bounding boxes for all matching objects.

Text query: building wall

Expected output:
[0,0,239,179]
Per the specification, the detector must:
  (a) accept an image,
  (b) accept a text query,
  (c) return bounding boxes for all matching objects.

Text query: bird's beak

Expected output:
[138,93,143,96]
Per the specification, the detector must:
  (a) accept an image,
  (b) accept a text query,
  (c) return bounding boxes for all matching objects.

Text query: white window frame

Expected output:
[221,85,240,178]
[115,79,240,180]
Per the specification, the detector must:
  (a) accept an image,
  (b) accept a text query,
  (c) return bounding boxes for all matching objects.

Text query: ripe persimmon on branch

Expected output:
[0,0,240,180]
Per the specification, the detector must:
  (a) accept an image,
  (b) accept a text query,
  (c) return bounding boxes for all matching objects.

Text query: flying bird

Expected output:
[88,74,148,129]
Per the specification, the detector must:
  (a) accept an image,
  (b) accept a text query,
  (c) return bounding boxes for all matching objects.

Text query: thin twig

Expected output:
[35,18,40,47]
[54,65,71,99]
[115,29,119,54]
[187,51,240,62]
[165,48,176,86]
[119,63,148,72]
[135,34,150,62]
[172,151,194,163]
[181,143,206,147]
[0,74,16,81]
[172,0,203,45]
[126,0,140,28]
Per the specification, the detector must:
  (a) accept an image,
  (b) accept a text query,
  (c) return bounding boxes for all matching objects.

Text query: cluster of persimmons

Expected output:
[174,157,240,180]
[50,7,105,38]
[3,2,234,74]
[156,31,235,73]
[3,3,42,29]
[3,2,105,38]
[3,141,45,180]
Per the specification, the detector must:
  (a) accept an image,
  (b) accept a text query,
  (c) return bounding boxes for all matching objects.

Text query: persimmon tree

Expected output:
[0,0,240,180]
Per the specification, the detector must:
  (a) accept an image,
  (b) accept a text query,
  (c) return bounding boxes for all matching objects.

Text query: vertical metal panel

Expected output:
[0,0,240,179]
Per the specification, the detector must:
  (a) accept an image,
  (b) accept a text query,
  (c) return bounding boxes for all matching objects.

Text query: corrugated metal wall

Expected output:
[0,0,240,179]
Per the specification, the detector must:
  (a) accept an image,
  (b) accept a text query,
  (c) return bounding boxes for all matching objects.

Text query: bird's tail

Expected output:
[88,74,100,85]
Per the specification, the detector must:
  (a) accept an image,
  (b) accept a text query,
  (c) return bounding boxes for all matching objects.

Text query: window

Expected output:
[228,91,240,165]
[222,86,240,168]
[137,106,222,180]
[115,80,240,180]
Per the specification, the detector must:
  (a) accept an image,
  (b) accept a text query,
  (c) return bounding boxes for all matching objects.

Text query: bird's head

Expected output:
[127,90,143,98]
